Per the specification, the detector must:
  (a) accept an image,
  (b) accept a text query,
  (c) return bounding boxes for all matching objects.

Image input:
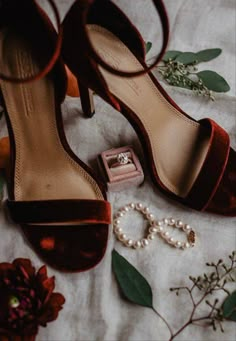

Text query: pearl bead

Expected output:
[130,203,135,209]
[157,221,162,227]
[119,233,127,241]
[136,203,143,210]
[116,212,124,218]
[169,218,175,225]
[114,227,122,234]
[113,219,120,226]
[147,213,154,221]
[126,239,133,247]
[149,227,158,234]
[184,224,191,231]
[184,242,190,249]
[143,207,150,213]
[163,218,169,225]
[176,220,183,228]
[124,206,129,212]
[168,237,175,244]
[162,231,170,238]
[141,239,149,247]
[133,241,142,249]
[157,226,164,232]
[175,241,182,248]
[147,234,155,240]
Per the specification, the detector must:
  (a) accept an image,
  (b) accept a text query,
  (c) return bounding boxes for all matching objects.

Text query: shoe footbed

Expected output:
[88,25,210,198]
[0,27,108,271]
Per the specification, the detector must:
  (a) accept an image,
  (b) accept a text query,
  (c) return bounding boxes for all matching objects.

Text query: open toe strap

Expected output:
[185,118,230,211]
[6,199,111,225]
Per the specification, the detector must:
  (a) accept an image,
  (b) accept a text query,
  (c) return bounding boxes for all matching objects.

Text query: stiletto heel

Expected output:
[77,79,95,117]
[62,0,236,216]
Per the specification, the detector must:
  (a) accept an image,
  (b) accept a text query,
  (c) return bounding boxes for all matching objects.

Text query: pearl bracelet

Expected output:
[113,203,196,250]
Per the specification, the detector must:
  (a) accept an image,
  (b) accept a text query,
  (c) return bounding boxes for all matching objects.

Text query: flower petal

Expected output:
[0,263,14,277]
[12,259,35,278]
[38,293,65,326]
[36,266,48,283]
[41,277,55,303]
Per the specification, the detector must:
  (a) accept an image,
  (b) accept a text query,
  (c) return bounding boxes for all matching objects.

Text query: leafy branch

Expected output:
[112,250,236,341]
[146,43,230,100]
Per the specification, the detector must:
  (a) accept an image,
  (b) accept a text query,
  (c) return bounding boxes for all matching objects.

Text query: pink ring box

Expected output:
[98,146,144,192]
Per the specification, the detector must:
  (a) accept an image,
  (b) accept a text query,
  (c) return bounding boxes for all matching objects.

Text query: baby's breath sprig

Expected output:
[113,250,236,341]
[145,43,230,100]
[169,251,236,339]
[158,60,215,100]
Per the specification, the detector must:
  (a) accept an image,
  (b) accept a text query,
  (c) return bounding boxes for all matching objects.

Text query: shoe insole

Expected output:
[0,27,103,203]
[88,25,210,197]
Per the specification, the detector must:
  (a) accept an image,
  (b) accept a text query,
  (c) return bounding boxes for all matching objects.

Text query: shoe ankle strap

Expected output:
[0,0,62,83]
[82,0,169,78]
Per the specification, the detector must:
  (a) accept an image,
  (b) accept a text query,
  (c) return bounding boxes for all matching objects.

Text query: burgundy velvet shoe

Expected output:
[0,0,111,272]
[62,0,236,217]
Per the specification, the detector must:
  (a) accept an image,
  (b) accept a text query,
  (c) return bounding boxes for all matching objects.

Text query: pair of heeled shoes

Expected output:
[0,0,235,272]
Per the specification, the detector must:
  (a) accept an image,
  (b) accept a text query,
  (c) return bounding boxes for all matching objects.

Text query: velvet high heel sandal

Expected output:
[62,0,236,217]
[0,0,111,272]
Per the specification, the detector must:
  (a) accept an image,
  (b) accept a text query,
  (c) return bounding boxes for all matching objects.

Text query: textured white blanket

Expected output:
[0,0,235,340]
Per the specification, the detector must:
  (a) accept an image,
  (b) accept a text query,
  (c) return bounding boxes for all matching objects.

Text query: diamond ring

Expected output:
[110,152,132,168]
[117,152,131,165]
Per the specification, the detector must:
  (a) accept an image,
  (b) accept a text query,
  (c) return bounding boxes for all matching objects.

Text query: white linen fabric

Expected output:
[0,0,235,340]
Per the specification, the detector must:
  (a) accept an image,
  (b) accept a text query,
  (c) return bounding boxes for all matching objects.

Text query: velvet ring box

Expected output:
[98,146,144,191]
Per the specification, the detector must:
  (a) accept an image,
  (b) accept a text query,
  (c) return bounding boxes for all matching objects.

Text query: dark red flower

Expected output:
[0,258,65,340]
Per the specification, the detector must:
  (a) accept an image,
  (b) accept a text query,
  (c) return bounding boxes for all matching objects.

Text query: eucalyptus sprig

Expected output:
[112,250,236,341]
[146,43,230,100]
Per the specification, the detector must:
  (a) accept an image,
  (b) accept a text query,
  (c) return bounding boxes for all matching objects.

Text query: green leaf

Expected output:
[112,249,153,308]
[173,49,222,65]
[162,50,182,62]
[222,291,236,321]
[145,42,152,55]
[197,70,230,92]
[175,52,198,65]
[195,48,222,63]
